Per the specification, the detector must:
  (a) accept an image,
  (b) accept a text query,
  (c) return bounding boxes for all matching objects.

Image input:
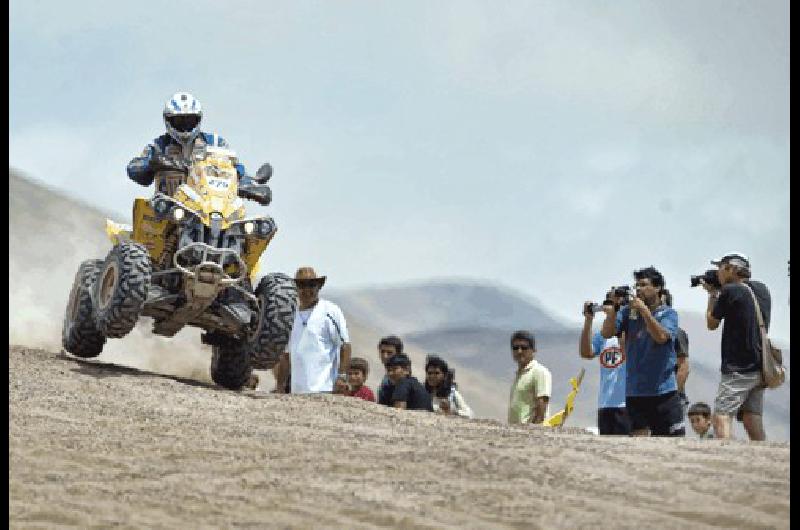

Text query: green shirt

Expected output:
[508,358,552,424]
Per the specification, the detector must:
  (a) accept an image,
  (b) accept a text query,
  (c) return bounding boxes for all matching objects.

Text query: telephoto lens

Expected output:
[690,269,721,288]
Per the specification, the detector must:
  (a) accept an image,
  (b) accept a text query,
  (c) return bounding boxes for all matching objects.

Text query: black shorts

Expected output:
[626,391,686,436]
[597,407,632,435]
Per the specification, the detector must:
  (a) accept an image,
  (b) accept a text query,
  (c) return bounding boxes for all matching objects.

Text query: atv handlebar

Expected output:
[238,183,272,206]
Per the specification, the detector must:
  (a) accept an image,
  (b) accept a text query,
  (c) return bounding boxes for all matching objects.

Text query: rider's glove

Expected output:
[150,153,189,174]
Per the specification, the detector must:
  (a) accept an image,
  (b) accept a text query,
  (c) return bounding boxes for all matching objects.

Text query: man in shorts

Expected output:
[601,266,685,437]
[702,252,771,441]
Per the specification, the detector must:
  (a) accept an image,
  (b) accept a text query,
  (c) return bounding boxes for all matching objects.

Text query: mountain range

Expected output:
[10,168,790,441]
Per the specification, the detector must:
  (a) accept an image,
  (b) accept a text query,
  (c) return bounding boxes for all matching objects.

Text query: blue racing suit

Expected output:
[127,132,247,187]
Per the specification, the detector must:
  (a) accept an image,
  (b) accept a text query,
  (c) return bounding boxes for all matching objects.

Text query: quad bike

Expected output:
[62,146,298,389]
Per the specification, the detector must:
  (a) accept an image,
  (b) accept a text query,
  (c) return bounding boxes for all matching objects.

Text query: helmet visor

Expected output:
[167,114,200,133]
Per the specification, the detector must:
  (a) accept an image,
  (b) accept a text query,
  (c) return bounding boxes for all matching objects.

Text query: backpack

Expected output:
[743,284,785,389]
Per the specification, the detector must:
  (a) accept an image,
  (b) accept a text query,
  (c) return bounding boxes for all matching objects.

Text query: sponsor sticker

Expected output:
[599,346,625,369]
[207,177,230,190]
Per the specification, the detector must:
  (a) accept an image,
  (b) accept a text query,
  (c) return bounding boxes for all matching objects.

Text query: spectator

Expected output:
[580,289,631,435]
[687,402,715,439]
[508,330,552,425]
[601,266,685,437]
[379,354,433,411]
[275,267,351,394]
[376,335,404,404]
[346,357,376,402]
[424,355,473,418]
[662,289,691,417]
[703,252,771,441]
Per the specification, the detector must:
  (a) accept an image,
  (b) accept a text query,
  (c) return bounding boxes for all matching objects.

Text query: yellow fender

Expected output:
[105,219,133,245]
[543,368,585,428]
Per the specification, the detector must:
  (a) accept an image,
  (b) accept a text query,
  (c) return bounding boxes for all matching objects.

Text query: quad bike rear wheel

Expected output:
[210,338,252,390]
[62,259,106,357]
[93,241,152,338]
[249,273,298,370]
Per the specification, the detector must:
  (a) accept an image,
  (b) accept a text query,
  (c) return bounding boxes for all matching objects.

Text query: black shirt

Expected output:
[673,327,688,374]
[675,327,689,359]
[712,280,771,374]
[379,376,433,411]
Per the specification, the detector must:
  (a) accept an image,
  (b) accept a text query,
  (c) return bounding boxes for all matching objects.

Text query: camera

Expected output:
[611,285,634,309]
[585,303,604,315]
[690,269,721,289]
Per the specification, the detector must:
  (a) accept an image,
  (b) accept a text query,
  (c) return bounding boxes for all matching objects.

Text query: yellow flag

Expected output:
[543,368,585,427]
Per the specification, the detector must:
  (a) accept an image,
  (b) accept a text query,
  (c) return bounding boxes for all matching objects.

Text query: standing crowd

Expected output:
[578,253,780,440]
[270,251,782,441]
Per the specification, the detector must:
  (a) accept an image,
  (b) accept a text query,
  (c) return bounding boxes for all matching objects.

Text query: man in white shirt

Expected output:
[274,267,351,394]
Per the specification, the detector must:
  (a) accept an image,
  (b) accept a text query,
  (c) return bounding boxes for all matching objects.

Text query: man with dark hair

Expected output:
[702,252,771,441]
[508,330,552,425]
[377,335,404,404]
[601,266,685,437]
[379,354,433,411]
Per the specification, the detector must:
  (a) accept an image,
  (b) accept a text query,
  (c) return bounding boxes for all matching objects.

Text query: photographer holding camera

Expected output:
[580,288,631,435]
[700,252,771,441]
[600,267,685,437]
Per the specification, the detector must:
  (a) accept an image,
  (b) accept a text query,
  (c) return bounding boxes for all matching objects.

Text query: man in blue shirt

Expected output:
[601,266,685,437]
[580,289,631,435]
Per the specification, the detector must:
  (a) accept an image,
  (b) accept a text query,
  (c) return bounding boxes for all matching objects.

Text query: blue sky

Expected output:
[10,0,790,343]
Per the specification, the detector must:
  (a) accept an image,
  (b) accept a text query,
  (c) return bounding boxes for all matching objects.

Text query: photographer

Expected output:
[600,267,684,437]
[702,252,771,441]
[580,289,631,435]
[424,355,474,418]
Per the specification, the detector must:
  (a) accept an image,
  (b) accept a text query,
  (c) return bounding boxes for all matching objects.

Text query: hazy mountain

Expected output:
[328,281,570,335]
[10,168,790,440]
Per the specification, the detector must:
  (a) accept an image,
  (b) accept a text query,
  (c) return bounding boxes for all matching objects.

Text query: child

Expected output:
[345,357,376,402]
[380,354,433,411]
[688,402,714,439]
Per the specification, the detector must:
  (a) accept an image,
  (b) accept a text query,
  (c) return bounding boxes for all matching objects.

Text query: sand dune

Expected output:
[9,346,790,529]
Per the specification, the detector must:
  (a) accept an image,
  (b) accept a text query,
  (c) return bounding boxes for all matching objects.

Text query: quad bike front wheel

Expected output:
[249,272,298,370]
[93,241,152,338]
[62,259,106,357]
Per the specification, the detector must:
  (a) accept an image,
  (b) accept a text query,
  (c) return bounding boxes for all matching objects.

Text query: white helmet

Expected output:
[163,92,203,145]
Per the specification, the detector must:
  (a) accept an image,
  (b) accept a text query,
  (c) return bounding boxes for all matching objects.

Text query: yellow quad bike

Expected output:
[62,147,298,390]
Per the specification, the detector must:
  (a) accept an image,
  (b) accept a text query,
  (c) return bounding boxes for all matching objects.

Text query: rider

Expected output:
[127,92,248,194]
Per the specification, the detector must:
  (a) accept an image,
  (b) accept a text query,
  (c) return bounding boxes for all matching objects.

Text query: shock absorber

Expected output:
[160,228,179,270]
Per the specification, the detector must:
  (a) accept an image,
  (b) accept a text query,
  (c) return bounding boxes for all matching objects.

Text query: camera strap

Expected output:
[742,283,785,389]
[742,283,768,335]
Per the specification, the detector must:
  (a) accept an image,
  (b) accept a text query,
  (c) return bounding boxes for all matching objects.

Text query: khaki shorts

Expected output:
[714,371,765,417]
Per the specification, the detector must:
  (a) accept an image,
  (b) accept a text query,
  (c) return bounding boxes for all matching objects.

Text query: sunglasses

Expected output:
[295,280,323,288]
[426,370,443,376]
[511,345,531,351]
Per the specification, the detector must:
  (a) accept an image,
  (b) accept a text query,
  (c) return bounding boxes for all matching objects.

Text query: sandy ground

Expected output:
[9,345,789,529]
